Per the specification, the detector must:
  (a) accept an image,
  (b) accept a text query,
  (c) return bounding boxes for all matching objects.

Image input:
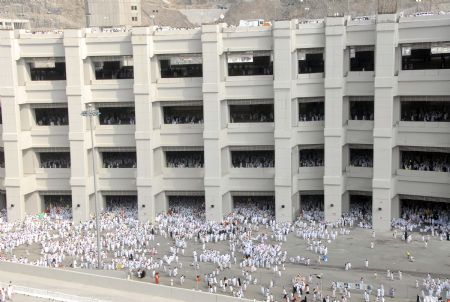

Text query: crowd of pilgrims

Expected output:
[391,201,450,240]
[164,110,203,124]
[99,109,135,125]
[230,111,273,123]
[350,102,374,121]
[165,151,204,168]
[299,150,324,167]
[401,151,450,172]
[0,194,448,301]
[35,108,68,126]
[401,102,450,122]
[102,153,137,168]
[39,153,71,169]
[299,103,324,122]
[349,151,373,168]
[231,151,275,168]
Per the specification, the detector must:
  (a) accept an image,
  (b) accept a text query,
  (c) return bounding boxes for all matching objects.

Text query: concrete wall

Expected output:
[0,262,251,302]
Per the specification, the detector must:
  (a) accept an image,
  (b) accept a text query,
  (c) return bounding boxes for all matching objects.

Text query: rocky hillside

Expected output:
[0,0,449,29]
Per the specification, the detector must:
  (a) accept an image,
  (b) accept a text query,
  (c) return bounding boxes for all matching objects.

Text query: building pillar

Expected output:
[64,29,92,223]
[202,24,224,222]
[324,17,346,222]
[341,191,350,213]
[273,20,296,222]
[132,27,155,223]
[0,31,26,222]
[373,14,398,231]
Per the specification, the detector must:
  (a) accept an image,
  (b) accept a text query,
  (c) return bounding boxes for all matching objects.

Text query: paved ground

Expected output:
[7,226,449,301]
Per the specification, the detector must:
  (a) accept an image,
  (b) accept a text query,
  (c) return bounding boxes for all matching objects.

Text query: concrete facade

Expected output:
[85,0,142,27]
[0,14,449,231]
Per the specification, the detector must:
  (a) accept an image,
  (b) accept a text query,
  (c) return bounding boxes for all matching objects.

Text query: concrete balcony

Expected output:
[24,81,67,101]
[158,124,204,147]
[396,169,450,199]
[295,166,324,191]
[396,121,450,148]
[224,75,274,100]
[345,166,373,192]
[226,123,274,146]
[346,120,373,145]
[227,168,275,191]
[28,126,69,148]
[293,121,324,145]
[398,69,450,95]
[346,71,375,95]
[35,168,71,191]
[156,77,202,101]
[162,168,204,192]
[95,125,136,147]
[89,79,134,102]
[293,73,325,98]
[98,168,136,191]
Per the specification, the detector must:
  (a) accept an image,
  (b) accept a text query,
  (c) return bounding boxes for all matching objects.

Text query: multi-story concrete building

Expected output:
[0,13,449,231]
[85,0,142,27]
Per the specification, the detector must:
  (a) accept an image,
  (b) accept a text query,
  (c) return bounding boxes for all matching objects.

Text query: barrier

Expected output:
[0,262,254,302]
[0,281,109,302]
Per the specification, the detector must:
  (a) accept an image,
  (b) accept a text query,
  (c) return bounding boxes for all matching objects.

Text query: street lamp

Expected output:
[81,104,102,269]
[416,0,422,12]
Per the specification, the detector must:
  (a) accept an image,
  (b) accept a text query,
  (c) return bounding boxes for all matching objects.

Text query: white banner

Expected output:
[431,47,450,54]
[402,47,411,56]
[32,59,56,68]
[169,56,202,65]
[227,53,253,63]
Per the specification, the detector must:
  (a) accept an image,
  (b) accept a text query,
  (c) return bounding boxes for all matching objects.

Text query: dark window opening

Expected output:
[165,151,204,168]
[401,151,450,172]
[350,50,374,71]
[163,106,203,124]
[35,108,69,126]
[168,196,205,214]
[402,48,450,70]
[299,102,324,121]
[299,149,324,167]
[105,195,137,211]
[350,101,374,121]
[160,59,202,78]
[348,195,372,225]
[231,150,274,168]
[94,60,134,79]
[39,152,71,168]
[99,107,135,125]
[228,55,273,76]
[400,199,450,228]
[300,194,324,212]
[102,152,137,168]
[0,151,4,168]
[29,62,66,81]
[44,195,71,209]
[349,148,373,167]
[232,196,275,212]
[229,104,274,123]
[299,53,324,74]
[401,101,450,122]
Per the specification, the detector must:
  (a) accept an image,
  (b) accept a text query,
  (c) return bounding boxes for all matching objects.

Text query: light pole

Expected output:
[416,0,422,12]
[81,104,102,269]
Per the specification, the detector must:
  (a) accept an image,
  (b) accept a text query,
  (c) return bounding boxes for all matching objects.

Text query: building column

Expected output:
[64,29,92,223]
[273,20,296,222]
[202,24,224,222]
[373,14,398,231]
[0,31,26,222]
[324,17,346,222]
[132,27,155,223]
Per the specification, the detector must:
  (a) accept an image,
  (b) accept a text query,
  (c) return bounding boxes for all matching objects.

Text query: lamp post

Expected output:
[81,104,102,269]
